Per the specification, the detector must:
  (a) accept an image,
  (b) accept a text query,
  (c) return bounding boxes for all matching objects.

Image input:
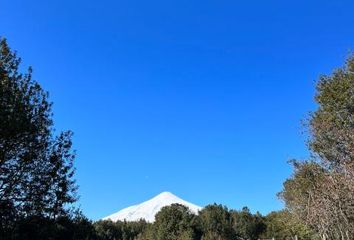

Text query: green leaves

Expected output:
[199,204,237,240]
[152,204,199,240]
[280,54,354,239]
[310,56,354,167]
[0,37,77,235]
[231,207,266,240]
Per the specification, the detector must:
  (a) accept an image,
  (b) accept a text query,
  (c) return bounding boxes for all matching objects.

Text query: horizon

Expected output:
[2,0,354,221]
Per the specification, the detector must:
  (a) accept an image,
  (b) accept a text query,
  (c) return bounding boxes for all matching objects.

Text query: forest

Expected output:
[0,38,353,240]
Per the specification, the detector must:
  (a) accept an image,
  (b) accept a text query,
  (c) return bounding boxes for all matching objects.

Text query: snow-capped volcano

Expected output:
[102,192,202,222]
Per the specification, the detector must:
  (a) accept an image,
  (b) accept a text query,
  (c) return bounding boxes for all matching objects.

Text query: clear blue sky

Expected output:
[1,0,354,220]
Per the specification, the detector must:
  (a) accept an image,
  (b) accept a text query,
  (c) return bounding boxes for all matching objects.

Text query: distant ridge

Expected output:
[102,192,202,222]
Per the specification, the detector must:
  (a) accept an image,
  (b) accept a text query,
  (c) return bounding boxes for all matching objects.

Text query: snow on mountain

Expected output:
[102,192,202,222]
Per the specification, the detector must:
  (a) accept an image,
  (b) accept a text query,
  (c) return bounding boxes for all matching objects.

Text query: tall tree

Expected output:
[280,55,354,240]
[309,57,354,169]
[0,38,77,233]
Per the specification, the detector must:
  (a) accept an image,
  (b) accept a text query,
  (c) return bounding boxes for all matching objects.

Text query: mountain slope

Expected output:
[102,192,202,222]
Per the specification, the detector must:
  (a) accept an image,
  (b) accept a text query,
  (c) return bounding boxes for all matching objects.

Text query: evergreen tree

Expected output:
[231,207,266,240]
[0,38,77,236]
[198,204,237,240]
[151,204,199,240]
[133,204,200,240]
[94,220,123,240]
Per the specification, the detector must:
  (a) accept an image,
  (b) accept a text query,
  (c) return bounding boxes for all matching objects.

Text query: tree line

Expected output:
[0,38,353,239]
[0,203,317,240]
[133,204,316,240]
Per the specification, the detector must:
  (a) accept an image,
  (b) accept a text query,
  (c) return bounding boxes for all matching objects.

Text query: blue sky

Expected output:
[1,0,354,220]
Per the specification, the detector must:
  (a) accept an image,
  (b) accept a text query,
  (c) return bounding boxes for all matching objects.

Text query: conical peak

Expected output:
[103,191,202,222]
[157,191,176,198]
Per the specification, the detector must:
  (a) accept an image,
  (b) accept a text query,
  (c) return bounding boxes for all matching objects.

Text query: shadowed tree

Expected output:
[0,38,77,237]
[199,204,237,240]
[231,207,266,240]
[135,204,200,240]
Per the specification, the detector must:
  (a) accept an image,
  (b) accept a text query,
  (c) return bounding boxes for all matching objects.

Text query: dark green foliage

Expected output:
[262,210,318,240]
[231,207,266,240]
[94,220,122,240]
[1,200,315,240]
[0,38,77,236]
[71,211,99,240]
[198,204,237,240]
[94,219,149,240]
[141,203,200,240]
[2,211,96,240]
